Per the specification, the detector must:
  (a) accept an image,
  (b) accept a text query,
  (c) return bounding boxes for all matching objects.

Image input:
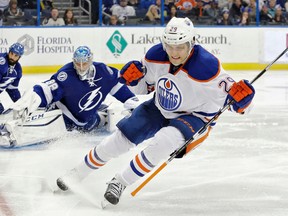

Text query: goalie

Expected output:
[0,46,140,147]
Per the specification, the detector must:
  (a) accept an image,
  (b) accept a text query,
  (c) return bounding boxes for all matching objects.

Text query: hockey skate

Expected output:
[56,168,82,192]
[103,177,126,205]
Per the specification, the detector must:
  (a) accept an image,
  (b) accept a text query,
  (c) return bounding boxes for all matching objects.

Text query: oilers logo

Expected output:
[79,87,102,112]
[157,78,182,111]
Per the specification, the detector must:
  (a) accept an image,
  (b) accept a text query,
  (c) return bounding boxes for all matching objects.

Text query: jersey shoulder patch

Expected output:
[183,45,220,82]
[145,43,170,63]
[54,62,75,82]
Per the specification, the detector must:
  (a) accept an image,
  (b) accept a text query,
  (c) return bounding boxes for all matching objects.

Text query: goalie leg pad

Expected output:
[1,109,66,147]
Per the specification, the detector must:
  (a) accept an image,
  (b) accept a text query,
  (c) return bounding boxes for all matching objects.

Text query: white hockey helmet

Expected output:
[162,17,196,51]
[73,46,93,80]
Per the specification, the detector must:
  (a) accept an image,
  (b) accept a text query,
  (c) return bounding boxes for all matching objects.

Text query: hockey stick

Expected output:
[131,47,288,197]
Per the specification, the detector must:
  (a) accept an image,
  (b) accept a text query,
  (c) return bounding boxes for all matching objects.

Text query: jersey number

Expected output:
[219,77,234,93]
[45,79,58,91]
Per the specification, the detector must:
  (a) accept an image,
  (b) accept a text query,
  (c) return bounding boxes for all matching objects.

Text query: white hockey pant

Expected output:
[117,126,185,186]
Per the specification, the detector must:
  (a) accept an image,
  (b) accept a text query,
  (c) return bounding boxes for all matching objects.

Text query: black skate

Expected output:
[56,177,68,191]
[104,177,126,205]
[56,168,81,192]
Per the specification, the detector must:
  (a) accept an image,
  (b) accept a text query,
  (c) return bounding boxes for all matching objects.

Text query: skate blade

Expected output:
[101,198,111,209]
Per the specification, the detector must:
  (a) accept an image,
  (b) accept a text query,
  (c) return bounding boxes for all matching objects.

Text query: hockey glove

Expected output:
[13,90,42,121]
[119,60,146,86]
[123,96,141,111]
[228,79,255,113]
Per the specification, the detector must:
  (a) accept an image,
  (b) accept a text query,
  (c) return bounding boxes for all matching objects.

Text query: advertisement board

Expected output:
[0,27,286,72]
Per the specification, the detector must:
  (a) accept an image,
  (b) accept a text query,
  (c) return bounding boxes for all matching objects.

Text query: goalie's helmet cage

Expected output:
[73,46,93,79]
[9,43,24,57]
[162,17,196,51]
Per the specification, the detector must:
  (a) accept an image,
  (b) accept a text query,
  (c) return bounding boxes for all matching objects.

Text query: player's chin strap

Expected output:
[131,47,288,197]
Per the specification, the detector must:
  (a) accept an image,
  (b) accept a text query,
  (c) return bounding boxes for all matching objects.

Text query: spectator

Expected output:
[167,4,178,20]
[144,4,160,21]
[103,0,119,15]
[40,0,53,10]
[63,9,78,26]
[273,5,287,23]
[246,0,257,22]
[276,0,286,8]
[42,7,65,26]
[108,14,121,25]
[218,0,233,10]
[4,0,24,18]
[267,0,277,18]
[260,4,273,24]
[216,7,233,24]
[285,0,288,12]
[111,0,136,23]
[205,0,219,19]
[0,0,10,12]
[17,0,36,9]
[175,0,197,12]
[128,0,140,8]
[238,7,250,25]
[229,0,247,25]
[155,0,169,19]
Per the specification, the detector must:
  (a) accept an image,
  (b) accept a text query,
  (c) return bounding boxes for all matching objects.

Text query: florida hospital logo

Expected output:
[106,30,127,58]
[157,78,182,111]
[79,87,102,112]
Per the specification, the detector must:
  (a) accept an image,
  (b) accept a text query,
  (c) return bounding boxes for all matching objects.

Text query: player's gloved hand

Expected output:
[228,79,255,113]
[13,90,42,121]
[119,60,146,86]
[123,96,141,111]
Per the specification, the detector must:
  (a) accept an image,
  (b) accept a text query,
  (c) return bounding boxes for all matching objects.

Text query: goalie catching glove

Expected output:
[12,89,42,121]
[228,79,255,113]
[119,60,146,86]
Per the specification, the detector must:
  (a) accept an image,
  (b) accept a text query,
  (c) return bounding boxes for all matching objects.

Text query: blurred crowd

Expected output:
[0,0,287,26]
[102,0,288,26]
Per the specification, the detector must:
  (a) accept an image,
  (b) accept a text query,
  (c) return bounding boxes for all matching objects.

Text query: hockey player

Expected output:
[0,42,24,114]
[1,46,140,146]
[56,17,255,205]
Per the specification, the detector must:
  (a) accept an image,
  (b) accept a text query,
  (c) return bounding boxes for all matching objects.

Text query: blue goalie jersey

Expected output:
[34,62,135,130]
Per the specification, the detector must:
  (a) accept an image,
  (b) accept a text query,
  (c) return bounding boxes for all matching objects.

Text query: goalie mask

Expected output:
[73,46,93,80]
[162,17,196,65]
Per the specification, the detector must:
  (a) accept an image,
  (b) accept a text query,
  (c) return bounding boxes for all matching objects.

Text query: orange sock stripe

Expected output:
[88,150,105,167]
[135,154,151,173]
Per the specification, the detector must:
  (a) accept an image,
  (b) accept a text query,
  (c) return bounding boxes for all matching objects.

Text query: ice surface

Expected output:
[0,71,288,216]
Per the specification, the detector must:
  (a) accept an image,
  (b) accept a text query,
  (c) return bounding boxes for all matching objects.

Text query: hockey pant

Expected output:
[82,99,211,186]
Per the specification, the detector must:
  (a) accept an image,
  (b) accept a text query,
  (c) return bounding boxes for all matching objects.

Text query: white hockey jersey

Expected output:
[133,43,235,122]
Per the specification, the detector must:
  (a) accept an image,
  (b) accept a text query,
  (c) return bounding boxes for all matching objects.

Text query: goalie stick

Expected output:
[131,47,288,197]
